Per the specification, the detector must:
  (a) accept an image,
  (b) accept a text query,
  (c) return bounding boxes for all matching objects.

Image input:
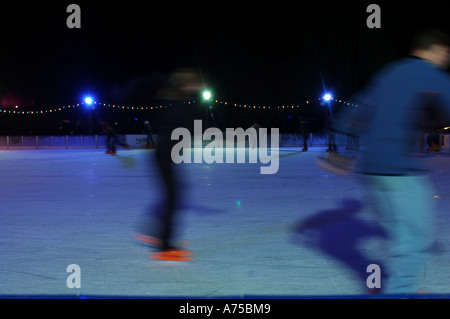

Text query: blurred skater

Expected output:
[325,114,337,152]
[134,68,202,261]
[298,117,309,152]
[250,123,261,149]
[144,120,155,149]
[332,29,450,294]
[426,132,440,152]
[99,120,130,155]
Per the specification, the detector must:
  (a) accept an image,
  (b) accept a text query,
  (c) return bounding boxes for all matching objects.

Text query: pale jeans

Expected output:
[364,174,435,294]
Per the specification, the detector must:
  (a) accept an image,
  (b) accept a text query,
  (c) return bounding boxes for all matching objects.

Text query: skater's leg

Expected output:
[154,135,180,250]
[150,136,155,148]
[114,135,130,150]
[106,135,112,153]
[365,175,434,294]
[157,163,177,250]
[111,136,117,154]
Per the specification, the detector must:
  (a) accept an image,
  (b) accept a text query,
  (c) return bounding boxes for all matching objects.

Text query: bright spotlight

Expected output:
[85,97,93,105]
[323,94,332,101]
[202,91,212,100]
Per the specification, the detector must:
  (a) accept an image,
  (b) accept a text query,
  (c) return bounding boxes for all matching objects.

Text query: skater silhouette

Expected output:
[332,28,450,294]
[99,120,130,155]
[135,68,203,261]
[144,120,155,149]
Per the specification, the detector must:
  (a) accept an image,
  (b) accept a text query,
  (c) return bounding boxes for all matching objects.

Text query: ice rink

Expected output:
[1,147,450,298]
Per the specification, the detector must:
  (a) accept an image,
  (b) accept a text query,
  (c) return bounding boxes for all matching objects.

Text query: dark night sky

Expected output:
[2,1,450,109]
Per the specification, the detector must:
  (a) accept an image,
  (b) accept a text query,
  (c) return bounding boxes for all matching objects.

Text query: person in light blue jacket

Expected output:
[337,28,450,294]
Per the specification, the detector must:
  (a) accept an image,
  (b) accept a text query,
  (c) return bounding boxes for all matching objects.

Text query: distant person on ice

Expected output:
[331,28,450,294]
[298,117,309,152]
[144,120,155,149]
[324,114,337,152]
[99,120,130,155]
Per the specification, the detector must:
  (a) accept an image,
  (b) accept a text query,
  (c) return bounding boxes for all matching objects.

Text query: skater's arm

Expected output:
[434,75,450,123]
[332,67,385,137]
[332,92,378,138]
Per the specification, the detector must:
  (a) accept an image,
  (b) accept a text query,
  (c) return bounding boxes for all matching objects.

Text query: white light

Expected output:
[203,91,212,100]
[323,94,332,101]
[85,97,93,105]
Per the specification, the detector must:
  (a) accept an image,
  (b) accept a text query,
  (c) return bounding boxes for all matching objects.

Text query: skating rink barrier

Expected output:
[0,135,142,150]
[1,133,448,152]
[0,135,108,149]
[0,133,357,150]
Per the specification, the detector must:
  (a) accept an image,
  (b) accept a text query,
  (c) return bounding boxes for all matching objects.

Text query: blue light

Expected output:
[323,94,332,101]
[85,97,93,105]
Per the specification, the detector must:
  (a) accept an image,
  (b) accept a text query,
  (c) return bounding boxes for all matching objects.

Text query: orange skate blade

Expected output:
[150,249,193,261]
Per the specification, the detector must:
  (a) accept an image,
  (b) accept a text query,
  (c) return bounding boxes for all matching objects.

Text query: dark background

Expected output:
[1,1,450,134]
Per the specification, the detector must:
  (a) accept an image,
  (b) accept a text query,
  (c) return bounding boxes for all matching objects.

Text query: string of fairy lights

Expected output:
[0,97,358,116]
[0,102,170,115]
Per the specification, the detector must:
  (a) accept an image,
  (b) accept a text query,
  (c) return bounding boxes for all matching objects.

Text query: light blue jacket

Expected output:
[340,57,450,175]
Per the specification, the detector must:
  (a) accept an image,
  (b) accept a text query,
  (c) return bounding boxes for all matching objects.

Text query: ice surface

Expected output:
[0,148,449,297]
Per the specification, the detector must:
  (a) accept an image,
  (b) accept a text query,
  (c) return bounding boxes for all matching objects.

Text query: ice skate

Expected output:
[150,248,193,261]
